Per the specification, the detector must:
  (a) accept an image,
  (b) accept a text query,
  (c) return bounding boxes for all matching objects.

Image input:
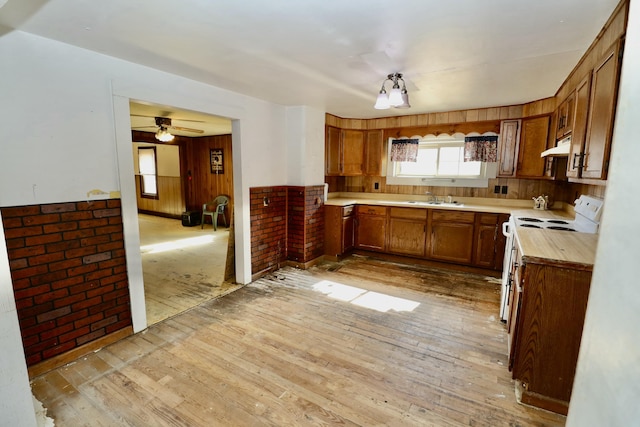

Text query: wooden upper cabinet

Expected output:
[567,74,592,178]
[325,126,364,176]
[341,130,365,175]
[555,92,575,140]
[516,115,550,178]
[363,130,384,176]
[325,126,342,176]
[582,41,622,180]
[498,120,521,177]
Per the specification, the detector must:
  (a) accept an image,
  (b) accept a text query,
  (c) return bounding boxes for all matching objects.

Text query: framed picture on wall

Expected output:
[210,148,224,174]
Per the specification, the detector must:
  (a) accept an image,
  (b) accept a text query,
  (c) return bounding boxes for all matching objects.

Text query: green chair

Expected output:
[201,195,229,230]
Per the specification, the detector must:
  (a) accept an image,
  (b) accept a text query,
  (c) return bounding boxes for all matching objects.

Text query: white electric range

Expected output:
[499,195,604,321]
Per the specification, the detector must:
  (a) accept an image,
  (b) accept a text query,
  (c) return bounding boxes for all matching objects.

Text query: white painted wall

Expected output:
[286,106,326,186]
[567,1,640,425]
[0,30,298,424]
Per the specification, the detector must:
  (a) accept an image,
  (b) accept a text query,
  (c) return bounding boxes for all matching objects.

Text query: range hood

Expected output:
[541,135,571,157]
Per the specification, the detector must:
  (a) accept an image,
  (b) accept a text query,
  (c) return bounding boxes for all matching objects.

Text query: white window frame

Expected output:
[385,132,497,188]
[138,147,158,198]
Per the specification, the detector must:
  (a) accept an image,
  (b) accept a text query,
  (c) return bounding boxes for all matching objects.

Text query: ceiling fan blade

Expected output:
[132,126,158,129]
[131,114,206,123]
[170,125,204,134]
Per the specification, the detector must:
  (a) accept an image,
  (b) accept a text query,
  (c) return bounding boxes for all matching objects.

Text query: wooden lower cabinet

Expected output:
[327,204,508,272]
[324,205,354,257]
[473,213,510,269]
[508,248,592,415]
[387,207,427,257]
[428,210,475,264]
[354,205,387,251]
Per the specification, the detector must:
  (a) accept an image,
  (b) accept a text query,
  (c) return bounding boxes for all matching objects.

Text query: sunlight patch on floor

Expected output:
[312,280,420,313]
[140,235,216,254]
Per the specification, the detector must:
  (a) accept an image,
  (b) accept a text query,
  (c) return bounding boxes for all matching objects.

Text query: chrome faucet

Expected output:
[426,192,440,203]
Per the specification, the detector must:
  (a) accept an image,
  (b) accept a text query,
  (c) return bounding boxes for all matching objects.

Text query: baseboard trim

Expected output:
[28,326,134,378]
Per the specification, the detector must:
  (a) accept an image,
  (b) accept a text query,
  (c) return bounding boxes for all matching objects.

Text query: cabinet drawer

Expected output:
[389,207,427,220]
[432,210,475,223]
[356,205,387,216]
[477,213,498,225]
[342,205,354,217]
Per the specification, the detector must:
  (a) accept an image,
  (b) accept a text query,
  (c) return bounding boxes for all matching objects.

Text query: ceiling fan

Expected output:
[131,114,204,133]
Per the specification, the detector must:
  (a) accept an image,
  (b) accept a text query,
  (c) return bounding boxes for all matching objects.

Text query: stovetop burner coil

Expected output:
[518,217,544,222]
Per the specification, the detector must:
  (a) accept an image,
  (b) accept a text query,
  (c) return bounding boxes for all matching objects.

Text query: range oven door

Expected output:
[500,219,515,321]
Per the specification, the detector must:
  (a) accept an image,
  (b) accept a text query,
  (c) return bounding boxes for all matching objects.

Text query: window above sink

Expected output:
[386,132,497,188]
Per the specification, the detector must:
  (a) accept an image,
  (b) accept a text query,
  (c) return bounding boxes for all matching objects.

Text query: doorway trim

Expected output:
[111,89,249,333]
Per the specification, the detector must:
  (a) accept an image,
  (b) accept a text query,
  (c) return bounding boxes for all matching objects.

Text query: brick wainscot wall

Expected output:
[1,199,132,373]
[250,185,325,279]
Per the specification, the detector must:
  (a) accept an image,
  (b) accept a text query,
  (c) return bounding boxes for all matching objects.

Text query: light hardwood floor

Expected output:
[138,214,241,325]
[31,256,566,426]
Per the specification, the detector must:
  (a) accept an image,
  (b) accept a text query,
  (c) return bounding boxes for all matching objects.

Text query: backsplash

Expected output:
[327,175,581,206]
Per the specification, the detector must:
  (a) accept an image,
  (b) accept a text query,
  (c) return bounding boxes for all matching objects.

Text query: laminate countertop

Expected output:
[326,193,575,217]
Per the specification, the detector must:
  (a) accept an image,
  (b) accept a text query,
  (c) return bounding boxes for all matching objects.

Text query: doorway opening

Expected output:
[129,101,239,325]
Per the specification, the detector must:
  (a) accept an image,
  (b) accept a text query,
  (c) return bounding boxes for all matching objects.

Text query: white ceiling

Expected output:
[0,0,620,135]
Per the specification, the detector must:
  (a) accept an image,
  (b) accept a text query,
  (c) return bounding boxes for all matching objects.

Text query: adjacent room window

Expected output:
[386,133,497,187]
[138,147,158,198]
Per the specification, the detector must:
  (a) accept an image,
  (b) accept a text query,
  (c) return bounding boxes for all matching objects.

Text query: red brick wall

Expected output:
[287,187,305,263]
[1,200,131,366]
[250,187,288,276]
[250,185,325,275]
[303,186,325,262]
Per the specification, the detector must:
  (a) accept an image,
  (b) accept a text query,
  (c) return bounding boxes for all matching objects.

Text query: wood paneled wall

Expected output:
[326,99,555,132]
[135,176,185,217]
[183,134,234,214]
[131,131,234,218]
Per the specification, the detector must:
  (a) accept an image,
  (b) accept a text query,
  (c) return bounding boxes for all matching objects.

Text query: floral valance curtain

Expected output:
[464,136,498,162]
[390,139,419,162]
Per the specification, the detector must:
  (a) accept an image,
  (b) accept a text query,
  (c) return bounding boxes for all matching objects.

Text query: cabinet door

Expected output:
[516,115,550,178]
[325,126,342,176]
[388,208,427,257]
[582,42,621,180]
[355,206,386,251]
[428,211,475,264]
[429,223,474,263]
[473,214,498,269]
[324,205,345,256]
[556,92,575,139]
[567,74,592,178]
[498,120,521,177]
[341,130,364,175]
[342,215,354,253]
[364,130,384,176]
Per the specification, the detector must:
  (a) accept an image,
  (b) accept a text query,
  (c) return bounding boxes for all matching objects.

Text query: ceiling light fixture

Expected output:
[155,126,175,142]
[374,72,410,110]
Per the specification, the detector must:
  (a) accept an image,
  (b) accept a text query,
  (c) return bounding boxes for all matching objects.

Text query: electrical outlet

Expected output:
[374,182,379,190]
[494,185,500,194]
[501,185,508,194]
